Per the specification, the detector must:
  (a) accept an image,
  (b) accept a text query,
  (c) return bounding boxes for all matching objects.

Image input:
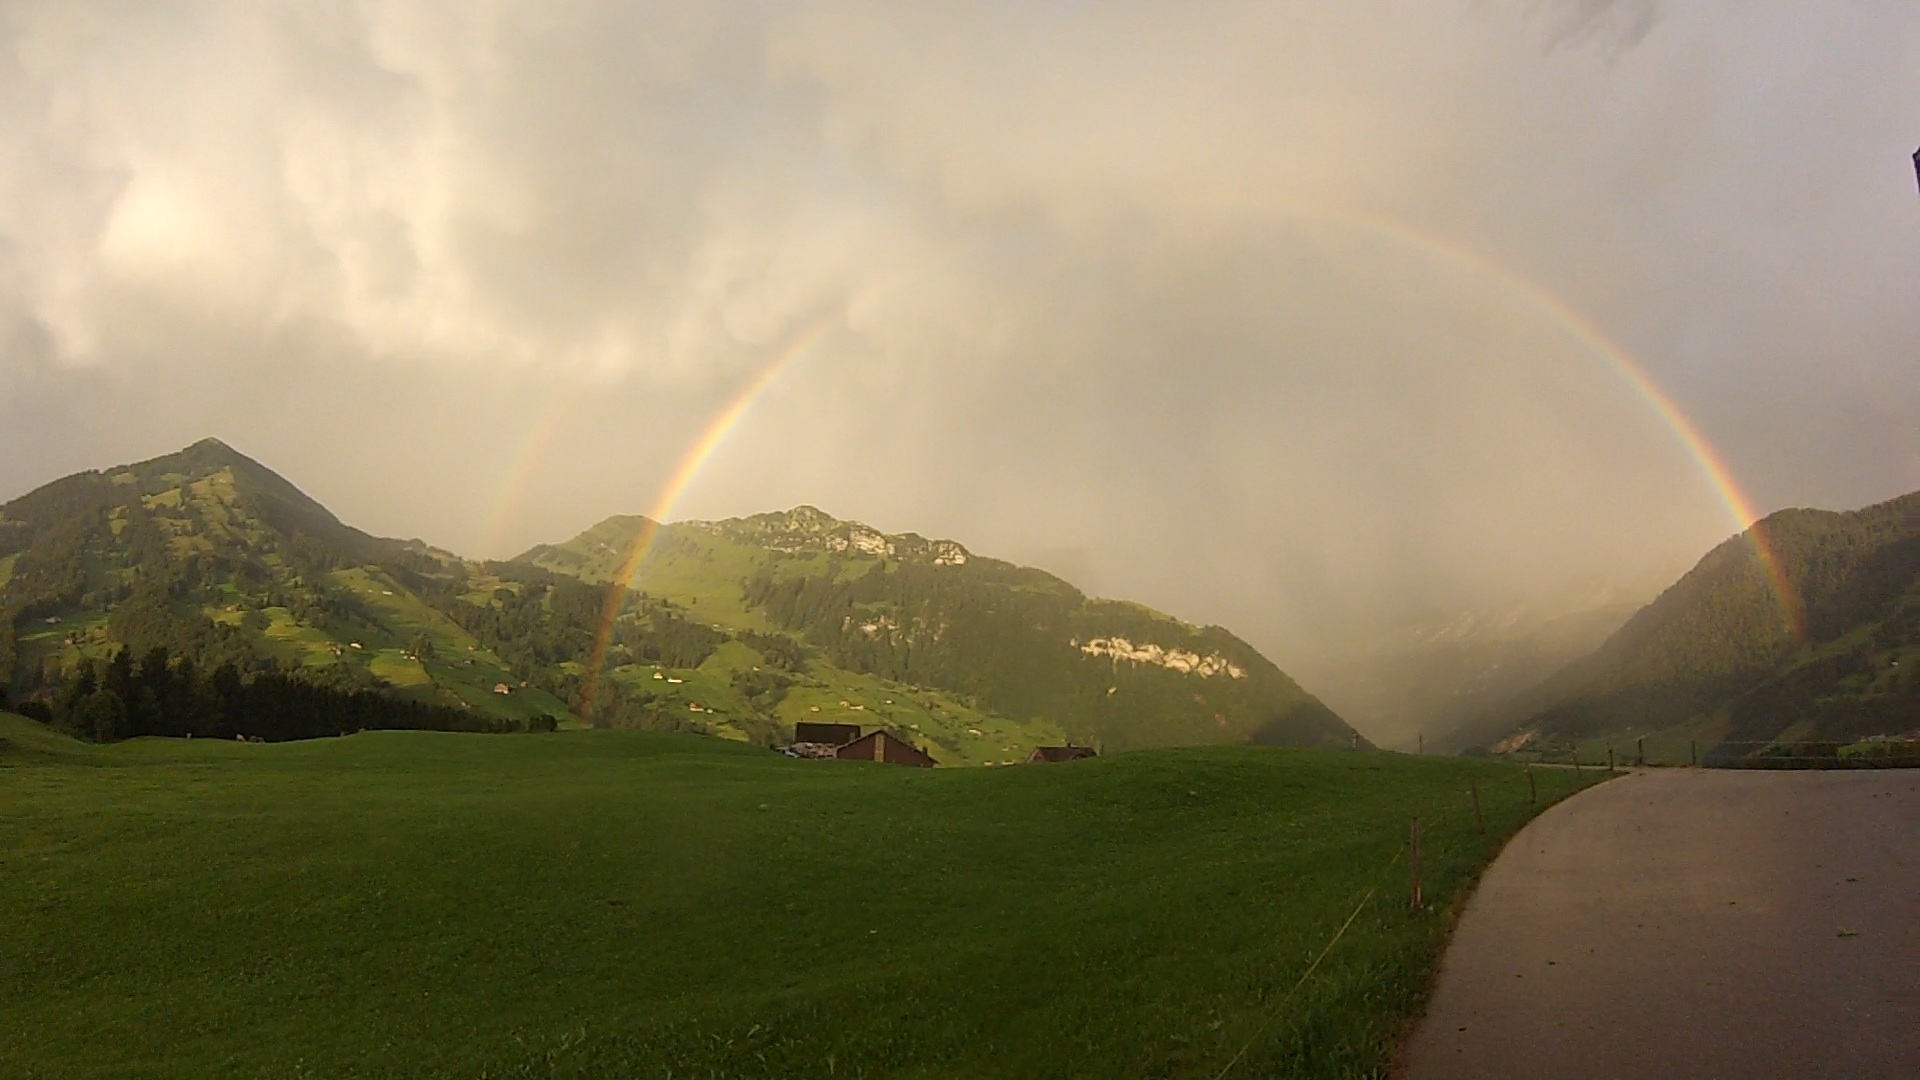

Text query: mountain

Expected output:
[1291,575,1662,753]
[1488,491,1918,758]
[0,440,1357,759]
[0,438,575,732]
[517,507,1358,754]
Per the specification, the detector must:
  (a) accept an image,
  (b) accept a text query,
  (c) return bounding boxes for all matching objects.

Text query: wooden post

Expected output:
[1608,746,1615,773]
[1690,740,1698,768]
[1409,816,1423,910]
[1470,780,1484,833]
[1417,731,1424,756]
[1526,764,1537,804]
[1636,736,1645,767]
[1573,750,1582,776]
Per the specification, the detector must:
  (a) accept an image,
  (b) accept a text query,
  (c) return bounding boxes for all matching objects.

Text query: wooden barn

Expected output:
[835,730,937,768]
[1028,745,1097,763]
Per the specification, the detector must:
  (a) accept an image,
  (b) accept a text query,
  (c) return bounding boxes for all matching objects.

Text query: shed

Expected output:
[794,721,862,746]
[1028,745,1097,763]
[836,730,937,768]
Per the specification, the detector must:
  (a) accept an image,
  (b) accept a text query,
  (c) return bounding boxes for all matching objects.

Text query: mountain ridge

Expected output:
[518,504,1357,753]
[2,439,1358,759]
[1484,489,1918,758]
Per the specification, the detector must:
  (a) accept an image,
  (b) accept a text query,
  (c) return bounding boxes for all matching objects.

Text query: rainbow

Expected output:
[575,311,844,718]
[498,209,1800,721]
[477,382,587,559]
[1313,207,1802,638]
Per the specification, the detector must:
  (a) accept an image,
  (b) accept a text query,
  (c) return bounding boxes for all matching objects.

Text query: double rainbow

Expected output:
[483,211,1800,721]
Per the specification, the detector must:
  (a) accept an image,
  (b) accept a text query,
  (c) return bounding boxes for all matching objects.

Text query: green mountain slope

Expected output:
[3,441,1355,761]
[1494,490,1918,757]
[0,439,571,727]
[520,507,1357,754]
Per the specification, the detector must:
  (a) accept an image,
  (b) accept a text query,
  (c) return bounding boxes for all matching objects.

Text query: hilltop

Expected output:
[0,440,1357,759]
[521,507,1355,754]
[1483,490,1917,759]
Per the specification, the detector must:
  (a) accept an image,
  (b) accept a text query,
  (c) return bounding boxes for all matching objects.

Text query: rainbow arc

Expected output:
[481,210,1801,721]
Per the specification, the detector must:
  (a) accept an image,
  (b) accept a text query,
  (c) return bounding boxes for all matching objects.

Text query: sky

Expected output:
[1,0,1916,665]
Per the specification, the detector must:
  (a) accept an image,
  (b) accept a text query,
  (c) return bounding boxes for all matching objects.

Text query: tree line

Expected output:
[16,644,536,743]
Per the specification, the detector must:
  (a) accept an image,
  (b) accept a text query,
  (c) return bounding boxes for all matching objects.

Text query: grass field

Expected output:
[0,712,1606,1079]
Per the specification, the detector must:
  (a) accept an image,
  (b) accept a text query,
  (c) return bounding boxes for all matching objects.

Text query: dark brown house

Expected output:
[794,721,863,746]
[835,730,937,768]
[1028,745,1097,763]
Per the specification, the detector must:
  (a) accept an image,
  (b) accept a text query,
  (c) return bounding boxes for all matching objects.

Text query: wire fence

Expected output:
[1508,737,1920,770]
[1211,759,1597,1078]
[1706,740,1920,769]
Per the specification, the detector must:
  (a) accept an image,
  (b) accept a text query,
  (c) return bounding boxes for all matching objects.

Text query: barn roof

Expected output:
[1028,745,1098,763]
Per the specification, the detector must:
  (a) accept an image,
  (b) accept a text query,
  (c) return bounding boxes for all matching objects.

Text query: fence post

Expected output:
[1608,746,1615,773]
[1636,736,1645,767]
[1526,764,1536,804]
[1409,816,1423,910]
[1417,731,1424,756]
[1690,740,1697,768]
[1573,750,1582,777]
[1470,781,1484,834]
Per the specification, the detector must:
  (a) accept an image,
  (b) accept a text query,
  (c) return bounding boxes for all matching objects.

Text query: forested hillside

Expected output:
[0,440,578,738]
[1495,491,1918,754]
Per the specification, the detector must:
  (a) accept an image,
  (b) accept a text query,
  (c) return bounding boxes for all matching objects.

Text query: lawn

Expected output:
[0,713,1606,1079]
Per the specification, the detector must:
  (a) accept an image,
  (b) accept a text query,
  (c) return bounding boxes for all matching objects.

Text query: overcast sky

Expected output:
[1,1,1915,660]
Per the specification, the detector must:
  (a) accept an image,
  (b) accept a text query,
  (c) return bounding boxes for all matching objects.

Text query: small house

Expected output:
[835,730,937,768]
[492,683,512,695]
[1028,745,1097,763]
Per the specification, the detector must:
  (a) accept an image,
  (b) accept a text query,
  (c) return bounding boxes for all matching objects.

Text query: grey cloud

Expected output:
[1534,0,1661,54]
[1,0,1915,676]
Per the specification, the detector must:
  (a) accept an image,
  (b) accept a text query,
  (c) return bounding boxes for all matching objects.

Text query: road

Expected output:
[1398,767,1918,1080]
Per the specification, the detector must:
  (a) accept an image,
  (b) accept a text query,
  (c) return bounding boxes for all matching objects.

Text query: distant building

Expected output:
[492,683,511,695]
[1028,745,1097,763]
[794,721,862,746]
[835,730,937,768]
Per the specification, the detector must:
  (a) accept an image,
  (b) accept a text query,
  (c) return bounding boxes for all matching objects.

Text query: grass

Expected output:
[0,712,1607,1079]
[608,646,1059,762]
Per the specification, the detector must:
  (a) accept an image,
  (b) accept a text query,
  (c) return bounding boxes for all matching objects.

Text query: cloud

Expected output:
[1533,0,1662,54]
[1,0,1915,664]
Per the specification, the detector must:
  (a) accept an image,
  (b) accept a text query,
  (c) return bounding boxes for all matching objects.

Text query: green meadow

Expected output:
[1,712,1605,1079]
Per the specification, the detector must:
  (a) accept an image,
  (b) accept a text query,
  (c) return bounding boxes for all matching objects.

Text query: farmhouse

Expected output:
[1028,745,1097,763]
[835,730,937,768]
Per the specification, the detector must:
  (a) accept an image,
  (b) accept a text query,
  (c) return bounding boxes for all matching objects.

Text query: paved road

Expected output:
[1399,768,1918,1080]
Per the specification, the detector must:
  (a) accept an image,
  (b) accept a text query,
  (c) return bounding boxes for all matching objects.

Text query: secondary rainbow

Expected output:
[477,383,587,559]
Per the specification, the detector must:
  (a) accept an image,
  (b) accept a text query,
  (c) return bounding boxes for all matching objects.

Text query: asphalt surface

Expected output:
[1398,768,1918,1080]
